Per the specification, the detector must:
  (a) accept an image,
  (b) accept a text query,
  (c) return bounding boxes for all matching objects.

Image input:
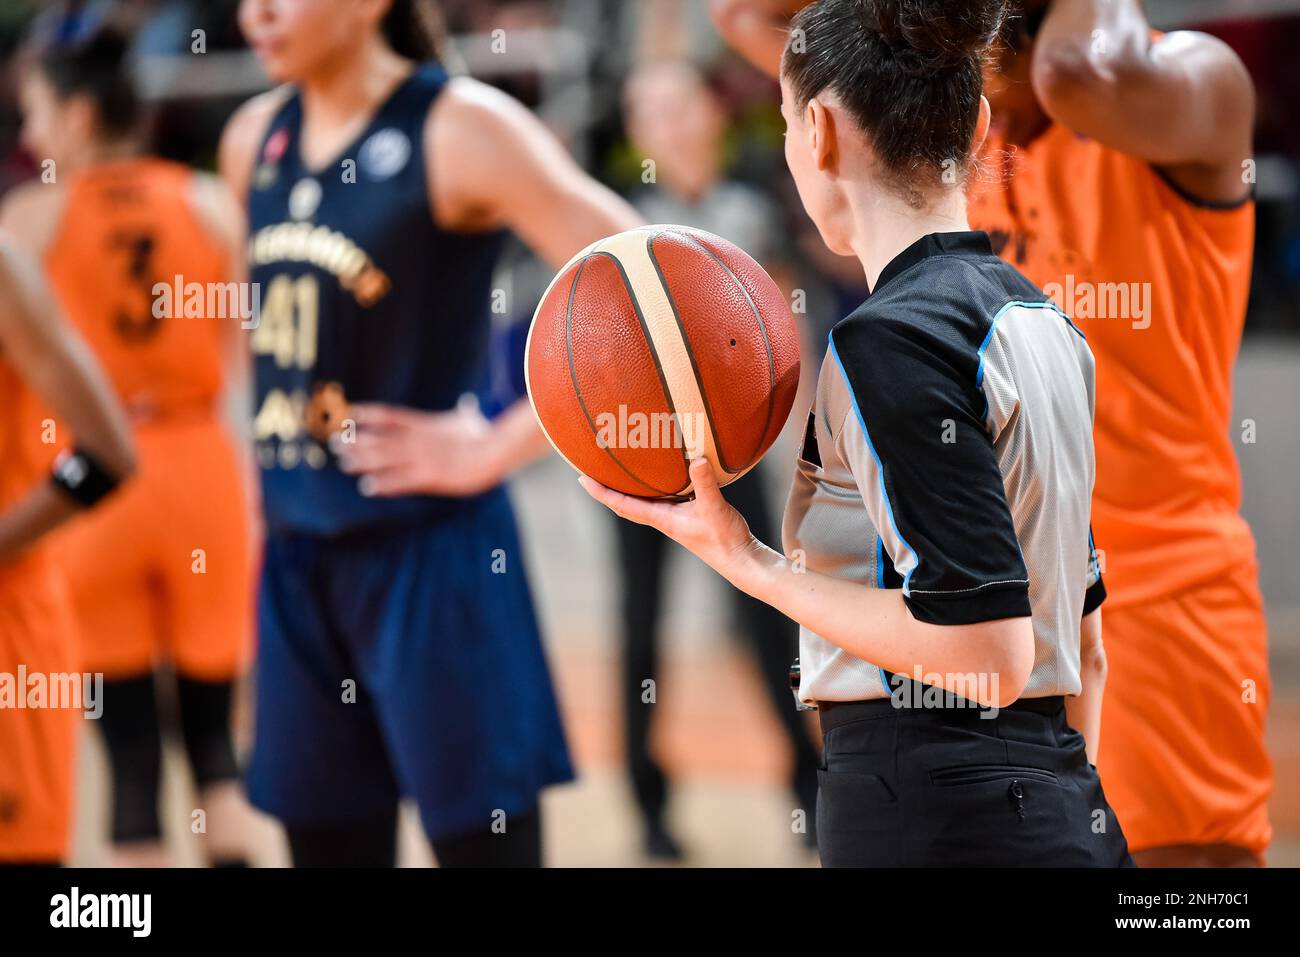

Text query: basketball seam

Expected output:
[678,229,780,473]
[565,252,691,498]
[662,228,779,475]
[644,231,738,477]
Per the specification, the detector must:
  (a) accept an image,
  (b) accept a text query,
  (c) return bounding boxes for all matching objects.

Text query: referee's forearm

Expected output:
[730,543,1034,707]
[1067,609,1107,763]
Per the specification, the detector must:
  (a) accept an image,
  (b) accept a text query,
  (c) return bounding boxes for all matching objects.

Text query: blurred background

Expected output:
[0,0,1296,866]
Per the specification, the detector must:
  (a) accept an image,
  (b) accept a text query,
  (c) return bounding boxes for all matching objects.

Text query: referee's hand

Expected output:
[579,457,759,577]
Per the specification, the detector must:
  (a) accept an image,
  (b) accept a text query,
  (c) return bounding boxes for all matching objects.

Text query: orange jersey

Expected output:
[35,158,254,683]
[43,157,230,421]
[0,357,79,862]
[969,124,1257,607]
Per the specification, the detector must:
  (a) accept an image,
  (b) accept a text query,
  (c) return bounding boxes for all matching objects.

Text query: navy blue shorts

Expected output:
[246,487,574,841]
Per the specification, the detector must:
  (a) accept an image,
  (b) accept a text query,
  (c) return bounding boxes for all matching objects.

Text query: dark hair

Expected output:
[38,27,139,140]
[382,0,451,62]
[782,0,1005,205]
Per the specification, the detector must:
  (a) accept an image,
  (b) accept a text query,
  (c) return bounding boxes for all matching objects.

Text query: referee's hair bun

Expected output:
[782,0,1004,199]
[871,0,1006,74]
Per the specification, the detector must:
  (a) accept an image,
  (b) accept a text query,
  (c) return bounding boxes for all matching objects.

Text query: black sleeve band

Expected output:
[1083,575,1107,617]
[50,446,121,508]
[906,581,1033,627]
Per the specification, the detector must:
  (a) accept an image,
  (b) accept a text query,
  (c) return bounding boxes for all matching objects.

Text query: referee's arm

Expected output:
[715,315,1037,707]
[1068,532,1110,763]
[582,317,1036,707]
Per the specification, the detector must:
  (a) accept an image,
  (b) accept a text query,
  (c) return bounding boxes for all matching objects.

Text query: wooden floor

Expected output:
[65,450,1300,867]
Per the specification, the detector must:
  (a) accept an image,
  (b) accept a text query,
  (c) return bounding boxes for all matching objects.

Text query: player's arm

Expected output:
[429,77,642,270]
[426,78,642,481]
[337,78,644,499]
[0,243,134,562]
[0,181,68,259]
[709,0,808,78]
[1031,0,1254,203]
[1066,608,1106,764]
[189,171,251,372]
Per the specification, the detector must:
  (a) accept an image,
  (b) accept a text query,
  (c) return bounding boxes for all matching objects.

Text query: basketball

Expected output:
[525,224,800,498]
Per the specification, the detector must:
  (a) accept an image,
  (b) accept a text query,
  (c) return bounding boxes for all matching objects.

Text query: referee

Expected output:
[581,0,1133,866]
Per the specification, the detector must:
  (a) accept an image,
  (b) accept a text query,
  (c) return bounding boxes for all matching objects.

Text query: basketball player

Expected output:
[972,0,1269,869]
[0,239,135,866]
[715,0,1271,868]
[220,0,640,866]
[2,29,256,868]
[585,0,1131,867]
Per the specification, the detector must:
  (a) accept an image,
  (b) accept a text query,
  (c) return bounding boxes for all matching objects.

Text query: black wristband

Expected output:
[50,446,121,508]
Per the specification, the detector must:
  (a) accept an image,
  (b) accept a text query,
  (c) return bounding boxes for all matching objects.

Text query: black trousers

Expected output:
[614,467,819,826]
[816,685,1134,867]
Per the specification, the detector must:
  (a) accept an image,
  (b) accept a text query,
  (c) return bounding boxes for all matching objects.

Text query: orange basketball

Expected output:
[525,225,800,498]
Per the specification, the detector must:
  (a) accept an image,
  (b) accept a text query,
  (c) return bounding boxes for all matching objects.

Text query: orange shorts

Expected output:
[1097,561,1273,858]
[0,555,81,862]
[56,415,254,681]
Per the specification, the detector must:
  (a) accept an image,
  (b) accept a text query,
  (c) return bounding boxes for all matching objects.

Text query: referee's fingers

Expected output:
[687,457,724,507]
[578,475,673,530]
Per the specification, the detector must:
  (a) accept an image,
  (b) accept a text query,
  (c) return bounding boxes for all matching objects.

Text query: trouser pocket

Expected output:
[816,769,899,867]
[914,759,1079,866]
[929,764,1060,787]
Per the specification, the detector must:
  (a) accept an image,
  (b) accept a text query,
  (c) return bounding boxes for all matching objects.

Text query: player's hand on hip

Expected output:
[580,457,758,578]
[337,396,505,498]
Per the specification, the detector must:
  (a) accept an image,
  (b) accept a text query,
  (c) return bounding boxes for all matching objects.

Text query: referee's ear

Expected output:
[805,95,837,174]
[972,94,992,155]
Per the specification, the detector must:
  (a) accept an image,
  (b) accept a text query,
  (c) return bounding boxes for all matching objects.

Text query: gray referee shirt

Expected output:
[783,231,1105,705]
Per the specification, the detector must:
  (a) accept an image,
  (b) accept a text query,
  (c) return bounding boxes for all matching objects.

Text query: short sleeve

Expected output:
[828,317,1031,626]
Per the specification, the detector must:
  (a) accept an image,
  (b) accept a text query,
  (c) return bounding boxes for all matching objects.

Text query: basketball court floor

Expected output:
[61,406,1300,867]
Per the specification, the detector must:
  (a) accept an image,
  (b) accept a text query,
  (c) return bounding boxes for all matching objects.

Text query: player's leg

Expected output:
[285,808,399,868]
[160,419,256,866]
[429,806,543,868]
[245,530,403,867]
[722,467,819,844]
[1097,565,1272,866]
[96,673,167,866]
[613,513,678,857]
[174,675,247,866]
[337,489,572,868]
[0,572,80,866]
[55,437,168,865]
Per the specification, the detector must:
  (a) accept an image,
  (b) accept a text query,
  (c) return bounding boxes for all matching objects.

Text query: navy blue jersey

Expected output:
[247,63,505,536]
